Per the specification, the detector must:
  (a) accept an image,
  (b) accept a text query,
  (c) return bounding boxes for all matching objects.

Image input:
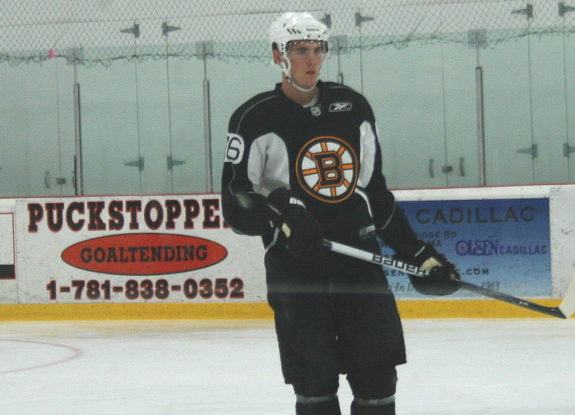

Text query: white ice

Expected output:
[1,318,574,415]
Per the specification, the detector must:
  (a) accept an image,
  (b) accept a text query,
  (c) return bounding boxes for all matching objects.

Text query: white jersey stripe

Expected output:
[358,120,376,188]
[247,132,290,196]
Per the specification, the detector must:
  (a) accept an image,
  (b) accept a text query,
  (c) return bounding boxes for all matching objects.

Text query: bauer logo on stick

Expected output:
[296,136,358,203]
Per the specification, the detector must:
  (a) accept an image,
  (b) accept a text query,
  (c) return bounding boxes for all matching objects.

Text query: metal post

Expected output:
[475,66,486,186]
[198,41,215,194]
[73,82,84,195]
[203,78,213,193]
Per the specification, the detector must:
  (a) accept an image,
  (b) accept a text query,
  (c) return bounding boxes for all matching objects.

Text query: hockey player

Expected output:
[221,11,460,415]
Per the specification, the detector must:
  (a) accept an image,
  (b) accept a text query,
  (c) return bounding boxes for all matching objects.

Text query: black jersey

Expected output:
[221,81,417,253]
[222,81,409,377]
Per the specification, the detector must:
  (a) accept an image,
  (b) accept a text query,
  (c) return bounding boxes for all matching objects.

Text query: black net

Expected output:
[1,0,574,66]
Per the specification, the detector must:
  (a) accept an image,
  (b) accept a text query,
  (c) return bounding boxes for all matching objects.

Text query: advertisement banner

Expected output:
[0,194,554,305]
[384,198,551,298]
[6,195,266,304]
[0,212,15,280]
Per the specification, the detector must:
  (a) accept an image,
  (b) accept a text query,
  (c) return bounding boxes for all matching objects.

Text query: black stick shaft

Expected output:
[324,239,566,319]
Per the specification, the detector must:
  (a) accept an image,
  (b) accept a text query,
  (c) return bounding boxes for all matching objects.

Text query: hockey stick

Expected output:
[323,239,575,319]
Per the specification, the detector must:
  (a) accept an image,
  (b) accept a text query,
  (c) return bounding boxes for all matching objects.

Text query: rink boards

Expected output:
[1,185,574,319]
[0,299,565,320]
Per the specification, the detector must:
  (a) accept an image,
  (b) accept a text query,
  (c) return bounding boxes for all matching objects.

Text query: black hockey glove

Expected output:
[267,188,323,260]
[396,242,461,296]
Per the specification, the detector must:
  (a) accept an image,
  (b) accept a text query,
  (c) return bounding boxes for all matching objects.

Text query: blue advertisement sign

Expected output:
[382,198,551,298]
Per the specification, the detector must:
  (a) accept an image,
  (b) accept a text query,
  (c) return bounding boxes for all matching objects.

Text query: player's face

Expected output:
[286,40,327,89]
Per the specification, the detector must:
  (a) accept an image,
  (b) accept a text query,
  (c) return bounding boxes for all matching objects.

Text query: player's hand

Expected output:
[267,188,323,260]
[397,242,461,296]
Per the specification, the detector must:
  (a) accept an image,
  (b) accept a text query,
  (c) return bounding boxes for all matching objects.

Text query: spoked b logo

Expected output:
[295,136,358,203]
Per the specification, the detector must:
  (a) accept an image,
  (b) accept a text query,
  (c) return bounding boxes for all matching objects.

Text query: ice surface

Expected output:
[0,319,573,415]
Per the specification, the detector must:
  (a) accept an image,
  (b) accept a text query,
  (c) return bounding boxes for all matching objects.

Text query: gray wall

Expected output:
[2,6,575,196]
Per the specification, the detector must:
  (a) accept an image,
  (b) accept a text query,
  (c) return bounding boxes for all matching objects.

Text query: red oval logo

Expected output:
[61,233,228,276]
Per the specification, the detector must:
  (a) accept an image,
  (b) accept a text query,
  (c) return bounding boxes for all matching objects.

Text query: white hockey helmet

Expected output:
[269,12,329,91]
[269,12,329,56]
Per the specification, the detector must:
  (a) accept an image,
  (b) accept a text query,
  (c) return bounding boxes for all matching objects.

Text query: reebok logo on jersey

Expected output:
[329,102,352,112]
[295,136,358,203]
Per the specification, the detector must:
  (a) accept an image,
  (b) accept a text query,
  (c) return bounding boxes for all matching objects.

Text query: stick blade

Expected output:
[558,271,575,318]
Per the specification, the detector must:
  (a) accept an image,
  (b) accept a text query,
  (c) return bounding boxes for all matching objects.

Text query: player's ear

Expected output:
[272,49,283,65]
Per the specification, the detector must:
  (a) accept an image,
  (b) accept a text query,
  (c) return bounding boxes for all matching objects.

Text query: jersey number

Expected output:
[224,134,245,164]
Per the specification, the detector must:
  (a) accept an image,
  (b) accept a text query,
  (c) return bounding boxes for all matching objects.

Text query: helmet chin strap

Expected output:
[278,57,318,93]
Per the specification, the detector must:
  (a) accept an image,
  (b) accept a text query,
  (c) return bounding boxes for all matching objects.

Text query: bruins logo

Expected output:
[295,136,358,203]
